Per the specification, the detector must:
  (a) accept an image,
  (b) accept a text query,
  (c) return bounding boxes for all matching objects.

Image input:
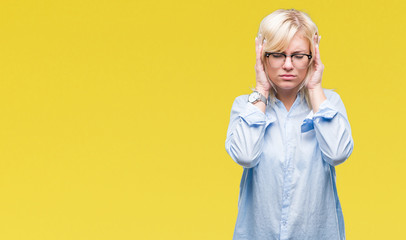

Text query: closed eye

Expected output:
[292,54,306,59]
[268,53,284,58]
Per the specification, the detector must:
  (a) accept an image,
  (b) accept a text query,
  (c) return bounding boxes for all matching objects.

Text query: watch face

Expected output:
[248,92,259,102]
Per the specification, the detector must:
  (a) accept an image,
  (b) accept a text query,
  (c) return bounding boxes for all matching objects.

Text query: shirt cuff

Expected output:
[239,102,276,127]
[301,99,338,132]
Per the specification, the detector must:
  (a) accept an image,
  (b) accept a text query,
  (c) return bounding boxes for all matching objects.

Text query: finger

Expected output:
[313,43,324,70]
[259,41,264,65]
[317,37,322,59]
[256,38,263,65]
[314,44,320,64]
[255,37,259,58]
[316,36,322,61]
[258,33,263,49]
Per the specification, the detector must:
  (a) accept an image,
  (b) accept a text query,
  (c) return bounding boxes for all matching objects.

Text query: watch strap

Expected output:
[257,91,268,105]
[249,91,268,105]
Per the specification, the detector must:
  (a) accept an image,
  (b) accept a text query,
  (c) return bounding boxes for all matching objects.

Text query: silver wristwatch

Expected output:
[248,91,268,105]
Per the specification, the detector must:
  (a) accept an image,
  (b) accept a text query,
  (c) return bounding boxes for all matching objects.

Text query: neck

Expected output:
[276,89,299,111]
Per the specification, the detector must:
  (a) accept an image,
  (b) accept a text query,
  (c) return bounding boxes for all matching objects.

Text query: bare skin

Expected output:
[253,34,326,113]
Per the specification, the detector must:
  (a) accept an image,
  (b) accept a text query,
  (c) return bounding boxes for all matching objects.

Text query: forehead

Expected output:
[284,33,309,52]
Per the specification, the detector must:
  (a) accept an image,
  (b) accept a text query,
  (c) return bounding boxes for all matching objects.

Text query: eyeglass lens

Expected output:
[267,53,310,69]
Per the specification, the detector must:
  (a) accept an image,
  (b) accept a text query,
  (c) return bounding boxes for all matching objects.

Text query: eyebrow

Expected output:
[282,50,308,54]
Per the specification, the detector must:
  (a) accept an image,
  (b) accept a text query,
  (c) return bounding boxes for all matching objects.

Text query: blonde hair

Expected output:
[257,9,319,107]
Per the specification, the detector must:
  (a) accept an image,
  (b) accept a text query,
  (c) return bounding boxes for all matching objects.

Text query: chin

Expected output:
[276,83,301,90]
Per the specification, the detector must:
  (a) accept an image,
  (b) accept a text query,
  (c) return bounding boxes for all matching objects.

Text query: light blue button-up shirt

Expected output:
[225,89,353,240]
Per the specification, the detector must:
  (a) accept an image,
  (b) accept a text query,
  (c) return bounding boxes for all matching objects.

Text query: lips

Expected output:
[280,74,296,80]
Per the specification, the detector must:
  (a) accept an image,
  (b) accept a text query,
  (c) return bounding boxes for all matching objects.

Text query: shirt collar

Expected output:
[274,92,302,106]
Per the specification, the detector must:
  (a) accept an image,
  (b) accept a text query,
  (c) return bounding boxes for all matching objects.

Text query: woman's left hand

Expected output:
[306,35,324,90]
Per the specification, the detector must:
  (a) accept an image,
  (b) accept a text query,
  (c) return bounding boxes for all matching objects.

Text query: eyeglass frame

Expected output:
[264,52,313,69]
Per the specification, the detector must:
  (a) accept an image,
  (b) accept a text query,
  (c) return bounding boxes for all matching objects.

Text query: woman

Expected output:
[225,9,354,240]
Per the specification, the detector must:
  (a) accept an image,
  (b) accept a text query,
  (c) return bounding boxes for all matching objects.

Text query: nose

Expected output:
[282,56,294,70]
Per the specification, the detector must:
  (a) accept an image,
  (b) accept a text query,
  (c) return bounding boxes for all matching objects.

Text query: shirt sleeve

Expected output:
[301,91,354,166]
[225,95,275,168]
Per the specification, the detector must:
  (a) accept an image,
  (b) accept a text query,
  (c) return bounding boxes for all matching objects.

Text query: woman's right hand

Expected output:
[255,35,271,97]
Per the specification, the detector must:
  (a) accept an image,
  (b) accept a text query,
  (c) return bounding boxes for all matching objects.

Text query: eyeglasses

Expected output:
[264,52,312,69]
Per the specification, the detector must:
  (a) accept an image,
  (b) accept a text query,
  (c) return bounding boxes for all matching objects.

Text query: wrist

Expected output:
[308,84,323,94]
[248,90,267,113]
[307,85,326,112]
[254,87,269,99]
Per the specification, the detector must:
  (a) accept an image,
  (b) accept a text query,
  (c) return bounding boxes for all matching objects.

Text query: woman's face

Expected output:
[264,33,310,94]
